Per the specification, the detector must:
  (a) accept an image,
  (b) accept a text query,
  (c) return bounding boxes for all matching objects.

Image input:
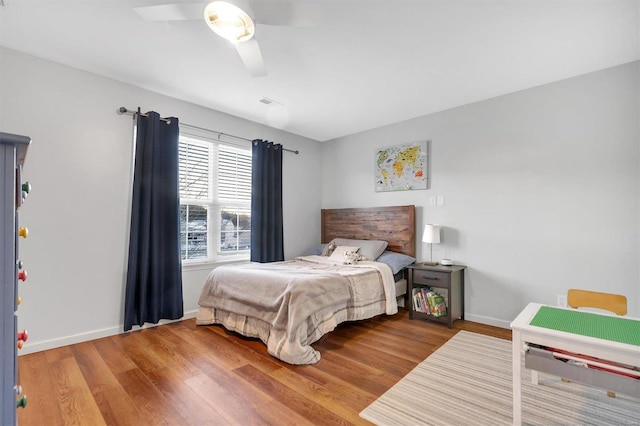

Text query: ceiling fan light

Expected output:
[204,1,255,44]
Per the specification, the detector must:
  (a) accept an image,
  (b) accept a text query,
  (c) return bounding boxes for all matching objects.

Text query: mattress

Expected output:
[395,278,407,297]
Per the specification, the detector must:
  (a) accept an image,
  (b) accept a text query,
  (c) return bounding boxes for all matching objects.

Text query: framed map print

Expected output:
[375,140,428,192]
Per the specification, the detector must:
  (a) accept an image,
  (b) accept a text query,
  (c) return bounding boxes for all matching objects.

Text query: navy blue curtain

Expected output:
[251,139,284,262]
[124,111,183,331]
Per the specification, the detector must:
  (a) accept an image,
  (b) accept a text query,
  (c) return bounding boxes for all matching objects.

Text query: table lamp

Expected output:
[422,224,441,266]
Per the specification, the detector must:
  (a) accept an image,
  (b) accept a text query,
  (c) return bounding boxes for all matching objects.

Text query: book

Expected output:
[412,288,422,312]
[420,287,431,314]
[427,292,447,317]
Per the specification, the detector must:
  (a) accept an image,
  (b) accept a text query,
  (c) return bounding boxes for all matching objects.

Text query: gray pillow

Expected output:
[301,244,326,256]
[376,250,416,274]
[329,238,388,260]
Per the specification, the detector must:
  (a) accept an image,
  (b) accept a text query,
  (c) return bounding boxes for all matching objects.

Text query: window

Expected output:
[179,134,252,262]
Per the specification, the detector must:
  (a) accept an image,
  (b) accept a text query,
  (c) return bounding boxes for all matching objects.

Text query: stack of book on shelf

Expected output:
[412,287,447,317]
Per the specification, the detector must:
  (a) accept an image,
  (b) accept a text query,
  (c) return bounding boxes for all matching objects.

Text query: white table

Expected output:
[510,303,640,425]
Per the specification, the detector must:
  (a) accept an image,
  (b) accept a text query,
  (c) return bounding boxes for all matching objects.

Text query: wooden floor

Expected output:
[17,309,511,425]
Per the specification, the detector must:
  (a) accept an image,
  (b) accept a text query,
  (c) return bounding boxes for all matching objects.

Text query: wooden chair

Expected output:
[565,288,628,397]
[567,289,627,316]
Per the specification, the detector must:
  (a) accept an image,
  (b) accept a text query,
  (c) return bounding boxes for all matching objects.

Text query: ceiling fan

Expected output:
[134,1,323,78]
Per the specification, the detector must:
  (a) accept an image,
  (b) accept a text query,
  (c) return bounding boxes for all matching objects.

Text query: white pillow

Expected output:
[328,246,361,263]
[329,238,387,260]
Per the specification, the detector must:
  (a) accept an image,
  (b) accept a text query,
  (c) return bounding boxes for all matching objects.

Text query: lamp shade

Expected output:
[422,224,441,244]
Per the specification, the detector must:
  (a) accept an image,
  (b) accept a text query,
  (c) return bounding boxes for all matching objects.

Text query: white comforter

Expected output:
[196,255,397,364]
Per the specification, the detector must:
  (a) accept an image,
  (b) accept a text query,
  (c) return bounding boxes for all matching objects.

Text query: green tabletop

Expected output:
[529,306,640,346]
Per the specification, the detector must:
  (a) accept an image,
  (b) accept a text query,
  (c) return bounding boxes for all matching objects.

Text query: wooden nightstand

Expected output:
[407,264,466,328]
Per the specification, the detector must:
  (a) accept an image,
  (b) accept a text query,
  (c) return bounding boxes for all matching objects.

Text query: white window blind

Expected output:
[179,136,252,262]
[179,139,210,200]
[217,145,252,202]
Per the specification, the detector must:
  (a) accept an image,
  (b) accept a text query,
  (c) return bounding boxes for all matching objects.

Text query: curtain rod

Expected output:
[118,107,299,155]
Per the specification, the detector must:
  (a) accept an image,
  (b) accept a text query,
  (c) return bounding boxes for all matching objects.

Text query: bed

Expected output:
[196,205,416,364]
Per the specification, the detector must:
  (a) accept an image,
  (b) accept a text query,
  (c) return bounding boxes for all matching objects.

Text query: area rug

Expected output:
[360,331,640,426]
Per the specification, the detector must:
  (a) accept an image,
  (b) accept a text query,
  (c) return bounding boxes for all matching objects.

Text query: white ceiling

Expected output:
[1,0,638,141]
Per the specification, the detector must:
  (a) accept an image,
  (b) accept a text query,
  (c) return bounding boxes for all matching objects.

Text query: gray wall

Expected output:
[2,45,638,351]
[0,47,322,353]
[321,61,640,326]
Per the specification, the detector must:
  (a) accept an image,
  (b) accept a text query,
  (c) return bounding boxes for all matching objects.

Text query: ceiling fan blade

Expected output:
[134,3,204,21]
[251,0,324,27]
[234,38,267,77]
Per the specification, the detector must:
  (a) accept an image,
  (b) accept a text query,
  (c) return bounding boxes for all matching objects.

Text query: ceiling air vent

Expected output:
[259,97,284,106]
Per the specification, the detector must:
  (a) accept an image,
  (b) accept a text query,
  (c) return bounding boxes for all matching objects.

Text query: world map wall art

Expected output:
[375,140,428,192]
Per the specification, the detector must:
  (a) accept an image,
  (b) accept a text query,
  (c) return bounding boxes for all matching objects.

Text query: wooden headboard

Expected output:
[321,205,416,257]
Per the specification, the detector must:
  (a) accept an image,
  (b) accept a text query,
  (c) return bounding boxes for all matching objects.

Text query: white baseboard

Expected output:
[20,310,509,355]
[19,309,199,356]
[464,312,511,329]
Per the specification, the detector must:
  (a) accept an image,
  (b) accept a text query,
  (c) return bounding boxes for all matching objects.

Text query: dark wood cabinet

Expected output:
[407,264,465,328]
